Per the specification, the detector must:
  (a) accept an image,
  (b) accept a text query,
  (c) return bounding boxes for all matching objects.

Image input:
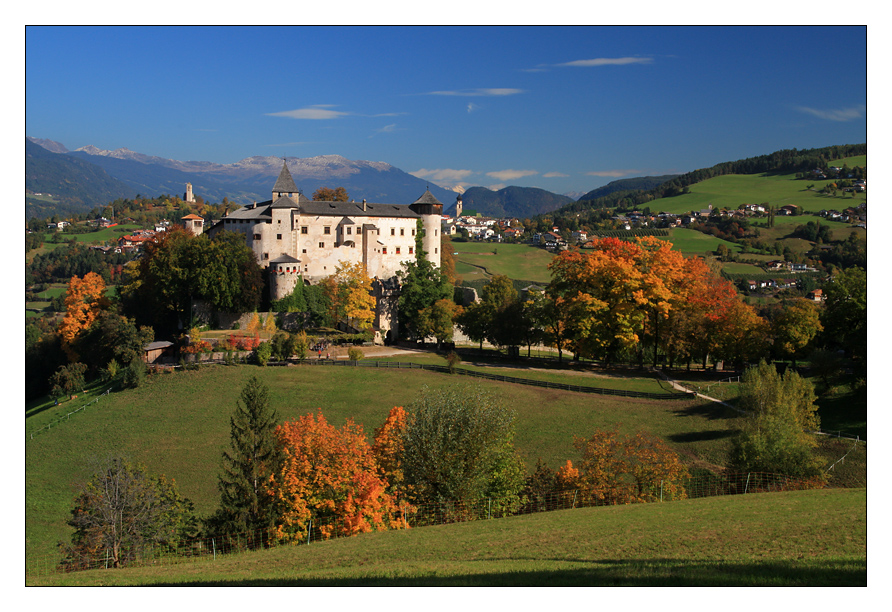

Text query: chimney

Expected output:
[362,199,367,212]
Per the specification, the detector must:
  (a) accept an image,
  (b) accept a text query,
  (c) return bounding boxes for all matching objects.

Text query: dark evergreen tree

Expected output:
[212,375,282,539]
[397,219,453,340]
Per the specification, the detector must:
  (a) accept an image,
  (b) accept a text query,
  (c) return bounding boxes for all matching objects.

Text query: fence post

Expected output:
[307,518,312,545]
[572,490,578,508]
[212,537,216,561]
[488,498,491,520]
[744,473,751,494]
[660,480,663,502]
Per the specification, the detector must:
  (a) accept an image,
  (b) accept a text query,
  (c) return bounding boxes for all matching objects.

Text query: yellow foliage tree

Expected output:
[327,261,377,330]
[58,272,108,360]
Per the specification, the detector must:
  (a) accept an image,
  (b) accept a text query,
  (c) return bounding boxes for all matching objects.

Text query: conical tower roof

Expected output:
[272,160,299,195]
[411,188,444,206]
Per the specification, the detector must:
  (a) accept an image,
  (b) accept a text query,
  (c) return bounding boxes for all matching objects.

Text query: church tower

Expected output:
[272,159,299,200]
[455,194,463,219]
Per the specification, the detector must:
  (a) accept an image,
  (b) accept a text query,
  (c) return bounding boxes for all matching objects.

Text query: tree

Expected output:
[821,267,866,369]
[60,455,195,570]
[572,428,689,504]
[312,186,349,202]
[398,385,524,509]
[397,221,453,340]
[74,311,154,375]
[57,272,109,361]
[417,298,461,348]
[271,411,399,542]
[328,261,377,330]
[213,375,283,538]
[772,299,823,366]
[730,361,824,479]
[50,362,88,399]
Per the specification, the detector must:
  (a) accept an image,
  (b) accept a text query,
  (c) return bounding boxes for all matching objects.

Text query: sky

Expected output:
[25,25,868,196]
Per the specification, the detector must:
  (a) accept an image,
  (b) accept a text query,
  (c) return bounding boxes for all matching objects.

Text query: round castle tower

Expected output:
[408,188,444,267]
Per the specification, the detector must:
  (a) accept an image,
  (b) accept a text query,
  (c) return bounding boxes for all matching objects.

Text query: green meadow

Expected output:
[26,363,738,566]
[30,487,866,586]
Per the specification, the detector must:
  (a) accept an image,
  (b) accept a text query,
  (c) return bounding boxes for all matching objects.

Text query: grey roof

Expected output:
[412,188,444,206]
[144,341,174,351]
[224,199,420,221]
[270,254,301,264]
[272,161,299,194]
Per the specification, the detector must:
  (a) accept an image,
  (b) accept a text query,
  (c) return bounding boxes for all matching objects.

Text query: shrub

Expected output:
[254,341,272,366]
[347,347,364,361]
[122,359,146,389]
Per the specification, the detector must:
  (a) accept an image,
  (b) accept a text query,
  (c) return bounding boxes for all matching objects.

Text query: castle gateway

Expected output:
[207,161,443,336]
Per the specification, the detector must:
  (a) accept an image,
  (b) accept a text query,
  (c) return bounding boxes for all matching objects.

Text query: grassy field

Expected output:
[29,487,866,586]
[26,363,740,565]
[452,241,554,283]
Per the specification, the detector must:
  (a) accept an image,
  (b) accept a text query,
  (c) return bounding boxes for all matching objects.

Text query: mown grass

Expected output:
[29,488,866,586]
[25,363,738,565]
[452,241,554,283]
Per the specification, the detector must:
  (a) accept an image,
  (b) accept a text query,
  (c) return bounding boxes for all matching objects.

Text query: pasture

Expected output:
[26,363,739,565]
[29,487,866,586]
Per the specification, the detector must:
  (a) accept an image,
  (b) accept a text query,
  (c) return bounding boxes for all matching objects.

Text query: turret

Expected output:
[409,188,443,268]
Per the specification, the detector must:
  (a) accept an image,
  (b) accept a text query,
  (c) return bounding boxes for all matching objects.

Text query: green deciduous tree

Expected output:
[60,455,196,570]
[398,385,525,509]
[730,361,824,479]
[821,267,866,370]
[50,362,88,399]
[397,221,453,340]
[212,375,283,538]
[772,299,823,366]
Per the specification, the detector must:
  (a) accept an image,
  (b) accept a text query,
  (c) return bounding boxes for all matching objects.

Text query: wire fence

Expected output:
[26,470,833,578]
[28,387,113,440]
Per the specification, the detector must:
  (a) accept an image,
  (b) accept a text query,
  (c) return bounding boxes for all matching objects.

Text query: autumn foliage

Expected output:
[560,428,689,504]
[57,272,109,360]
[271,411,400,542]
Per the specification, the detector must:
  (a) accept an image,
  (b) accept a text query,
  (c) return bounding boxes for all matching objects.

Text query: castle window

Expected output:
[324,226,331,235]
[400,228,405,236]
[382,247,387,254]
[301,226,308,234]
[319,242,325,248]
[302,249,307,253]
[263,253,269,260]
[391,228,395,236]
[396,247,401,254]
[409,247,414,254]
[276,234,282,240]
[435,248,438,254]
[346,227,352,235]
[412,229,415,236]
[253,234,261,241]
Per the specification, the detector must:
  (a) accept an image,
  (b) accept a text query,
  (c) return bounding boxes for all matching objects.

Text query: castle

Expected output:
[206,161,444,337]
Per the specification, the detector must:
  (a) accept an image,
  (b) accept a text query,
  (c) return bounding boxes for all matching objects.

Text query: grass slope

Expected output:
[26,364,736,565]
[30,488,866,586]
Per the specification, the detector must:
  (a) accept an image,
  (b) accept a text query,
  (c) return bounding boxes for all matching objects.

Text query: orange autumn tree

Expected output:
[573,428,689,505]
[57,272,109,361]
[271,411,400,542]
[371,406,408,499]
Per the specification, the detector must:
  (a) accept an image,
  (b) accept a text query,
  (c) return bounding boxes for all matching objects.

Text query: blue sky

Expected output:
[25,25,867,195]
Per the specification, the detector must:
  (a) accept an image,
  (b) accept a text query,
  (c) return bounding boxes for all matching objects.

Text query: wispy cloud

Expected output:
[467,103,480,113]
[585,169,640,178]
[543,171,569,178]
[556,57,653,67]
[267,105,350,120]
[425,88,525,97]
[265,142,315,148]
[369,124,402,138]
[794,104,865,122]
[532,57,653,72]
[486,169,538,181]
[412,168,476,182]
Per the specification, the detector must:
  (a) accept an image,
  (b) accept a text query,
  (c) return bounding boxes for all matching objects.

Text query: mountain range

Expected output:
[26,137,465,218]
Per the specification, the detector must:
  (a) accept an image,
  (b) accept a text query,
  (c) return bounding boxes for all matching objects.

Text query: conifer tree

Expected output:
[213,375,282,538]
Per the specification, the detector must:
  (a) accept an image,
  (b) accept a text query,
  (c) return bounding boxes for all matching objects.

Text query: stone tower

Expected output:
[185,183,195,203]
[409,188,444,268]
[455,193,463,219]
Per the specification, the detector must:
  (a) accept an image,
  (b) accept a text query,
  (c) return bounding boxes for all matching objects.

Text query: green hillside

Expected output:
[30,488,866,586]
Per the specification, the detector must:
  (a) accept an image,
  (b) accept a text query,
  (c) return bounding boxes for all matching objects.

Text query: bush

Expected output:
[122,359,146,389]
[254,341,272,366]
[347,347,364,361]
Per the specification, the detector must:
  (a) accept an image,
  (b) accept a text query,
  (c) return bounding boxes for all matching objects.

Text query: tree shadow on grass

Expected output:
[668,430,735,443]
[672,402,738,422]
[144,557,865,587]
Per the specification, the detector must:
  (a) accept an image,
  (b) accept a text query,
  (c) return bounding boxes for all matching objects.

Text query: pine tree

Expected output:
[213,375,282,539]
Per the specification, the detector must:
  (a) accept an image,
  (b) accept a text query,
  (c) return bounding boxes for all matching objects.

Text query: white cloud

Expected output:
[426,88,525,97]
[555,57,653,67]
[794,105,865,122]
[486,169,538,181]
[467,103,480,113]
[412,168,476,182]
[585,169,640,178]
[487,183,506,191]
[370,124,401,137]
[267,105,350,120]
[543,171,569,178]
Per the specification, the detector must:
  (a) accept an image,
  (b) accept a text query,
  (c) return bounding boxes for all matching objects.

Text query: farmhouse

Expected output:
[207,161,444,304]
